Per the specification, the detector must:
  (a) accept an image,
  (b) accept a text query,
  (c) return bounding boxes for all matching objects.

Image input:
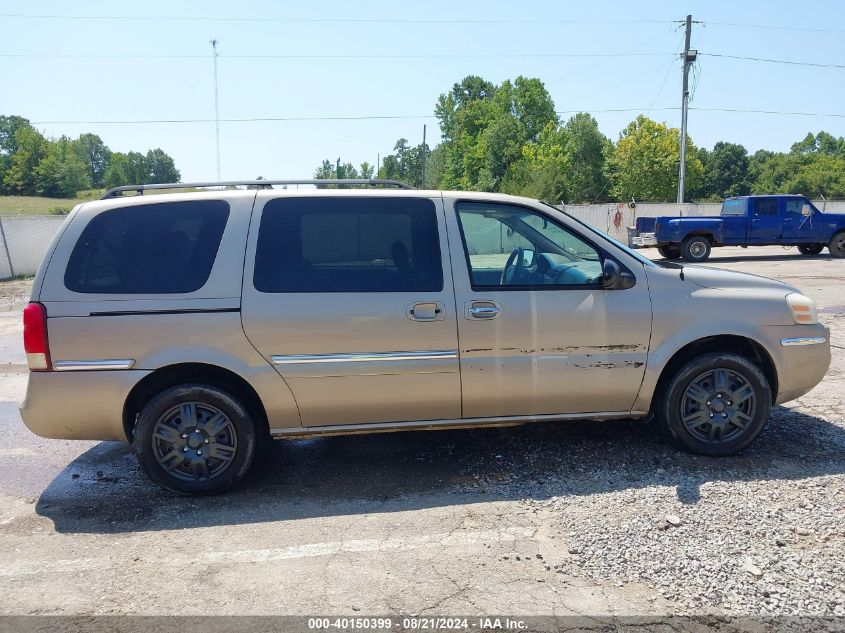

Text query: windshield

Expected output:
[541,202,657,267]
[721,198,747,216]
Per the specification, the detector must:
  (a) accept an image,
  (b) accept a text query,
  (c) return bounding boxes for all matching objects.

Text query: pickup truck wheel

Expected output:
[798,244,824,255]
[681,236,711,262]
[829,231,845,258]
[659,353,771,457]
[132,384,257,495]
[658,245,681,259]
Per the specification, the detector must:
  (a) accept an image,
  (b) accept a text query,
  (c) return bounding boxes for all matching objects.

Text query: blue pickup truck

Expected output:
[631,194,845,262]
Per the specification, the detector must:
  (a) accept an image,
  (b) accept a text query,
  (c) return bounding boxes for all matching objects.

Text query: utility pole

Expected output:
[210,39,221,180]
[336,157,341,178]
[677,15,697,203]
[421,124,427,188]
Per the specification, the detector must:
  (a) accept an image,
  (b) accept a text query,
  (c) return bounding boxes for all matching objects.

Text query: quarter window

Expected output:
[64,200,229,294]
[456,202,603,288]
[254,197,443,293]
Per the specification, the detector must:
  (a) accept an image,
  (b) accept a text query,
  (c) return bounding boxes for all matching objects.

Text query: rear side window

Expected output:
[64,200,230,294]
[753,198,779,216]
[254,197,442,293]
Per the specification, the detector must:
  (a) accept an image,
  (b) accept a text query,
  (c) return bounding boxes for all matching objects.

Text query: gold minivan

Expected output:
[21,180,831,494]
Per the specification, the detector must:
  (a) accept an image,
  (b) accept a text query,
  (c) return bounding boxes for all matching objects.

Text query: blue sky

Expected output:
[2,0,844,182]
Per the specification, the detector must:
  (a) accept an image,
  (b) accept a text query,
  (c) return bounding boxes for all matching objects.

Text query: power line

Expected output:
[0,12,675,25]
[703,21,845,34]
[703,53,845,69]
[29,115,439,125]
[28,106,845,126]
[0,52,673,60]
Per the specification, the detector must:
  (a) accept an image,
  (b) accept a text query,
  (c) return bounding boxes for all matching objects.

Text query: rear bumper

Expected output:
[20,369,150,441]
[631,233,658,247]
[756,324,831,405]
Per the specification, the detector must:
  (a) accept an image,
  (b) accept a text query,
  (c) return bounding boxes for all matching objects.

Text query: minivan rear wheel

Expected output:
[658,353,771,456]
[132,384,257,494]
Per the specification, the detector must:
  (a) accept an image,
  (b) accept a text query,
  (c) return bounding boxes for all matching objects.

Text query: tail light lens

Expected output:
[23,302,51,371]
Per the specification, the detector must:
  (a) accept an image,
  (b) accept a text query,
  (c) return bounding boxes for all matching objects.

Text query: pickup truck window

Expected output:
[785,199,804,215]
[456,202,603,288]
[254,197,443,293]
[753,198,779,216]
[721,199,747,216]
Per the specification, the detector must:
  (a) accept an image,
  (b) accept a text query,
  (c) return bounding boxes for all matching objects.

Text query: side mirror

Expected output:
[802,204,812,217]
[601,259,636,290]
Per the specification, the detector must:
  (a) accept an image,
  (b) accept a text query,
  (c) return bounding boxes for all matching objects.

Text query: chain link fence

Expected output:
[0,216,67,280]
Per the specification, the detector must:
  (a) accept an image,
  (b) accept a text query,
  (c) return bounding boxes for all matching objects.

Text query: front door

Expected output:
[782,198,818,243]
[748,197,783,244]
[241,194,460,427]
[445,198,653,419]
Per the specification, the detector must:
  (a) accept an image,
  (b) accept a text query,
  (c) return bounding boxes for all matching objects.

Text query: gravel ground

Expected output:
[0,246,843,621]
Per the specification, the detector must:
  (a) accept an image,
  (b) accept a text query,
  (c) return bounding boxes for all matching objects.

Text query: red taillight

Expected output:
[23,302,51,371]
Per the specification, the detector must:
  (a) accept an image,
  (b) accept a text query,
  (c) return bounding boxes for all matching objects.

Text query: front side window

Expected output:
[753,198,779,216]
[254,197,443,293]
[64,200,230,294]
[785,199,804,216]
[456,202,603,288]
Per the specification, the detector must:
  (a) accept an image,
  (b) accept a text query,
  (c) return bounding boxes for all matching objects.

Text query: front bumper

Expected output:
[756,324,831,405]
[20,369,150,442]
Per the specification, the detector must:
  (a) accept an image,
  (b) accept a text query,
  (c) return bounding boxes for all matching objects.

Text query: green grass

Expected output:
[0,188,201,215]
[0,195,84,215]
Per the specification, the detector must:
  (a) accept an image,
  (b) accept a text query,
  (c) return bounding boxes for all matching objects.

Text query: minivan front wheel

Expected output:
[133,384,257,494]
[659,353,771,456]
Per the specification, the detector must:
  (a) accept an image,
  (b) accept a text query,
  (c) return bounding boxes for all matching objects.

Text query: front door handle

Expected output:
[466,301,501,320]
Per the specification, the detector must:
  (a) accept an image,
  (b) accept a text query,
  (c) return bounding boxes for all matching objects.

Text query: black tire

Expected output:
[658,245,682,259]
[797,243,824,256]
[657,353,772,456]
[132,384,257,495]
[681,236,712,262]
[829,231,845,258]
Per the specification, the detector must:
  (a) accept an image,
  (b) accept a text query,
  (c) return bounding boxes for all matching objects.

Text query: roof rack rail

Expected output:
[101,179,416,199]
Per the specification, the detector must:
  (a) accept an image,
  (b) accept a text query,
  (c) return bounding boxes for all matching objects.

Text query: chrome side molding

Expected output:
[780,337,827,347]
[271,350,458,365]
[53,359,136,371]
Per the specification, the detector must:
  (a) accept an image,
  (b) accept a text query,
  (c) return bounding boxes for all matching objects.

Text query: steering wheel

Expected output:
[500,247,527,285]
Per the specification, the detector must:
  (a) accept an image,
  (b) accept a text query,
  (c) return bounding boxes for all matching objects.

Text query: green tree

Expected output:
[563,113,611,203]
[103,152,131,188]
[0,115,31,156]
[607,115,703,202]
[2,125,48,194]
[378,138,429,188]
[145,148,180,183]
[788,153,845,198]
[75,133,111,187]
[702,141,751,199]
[434,75,557,192]
[34,136,91,197]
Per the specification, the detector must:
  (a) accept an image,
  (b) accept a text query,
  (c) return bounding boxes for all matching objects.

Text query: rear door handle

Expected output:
[466,301,501,320]
[407,302,444,321]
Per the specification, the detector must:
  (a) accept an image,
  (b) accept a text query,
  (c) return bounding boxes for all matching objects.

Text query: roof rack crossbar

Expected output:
[101,179,416,199]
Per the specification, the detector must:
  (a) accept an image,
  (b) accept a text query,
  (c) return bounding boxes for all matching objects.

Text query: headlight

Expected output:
[786,293,819,325]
